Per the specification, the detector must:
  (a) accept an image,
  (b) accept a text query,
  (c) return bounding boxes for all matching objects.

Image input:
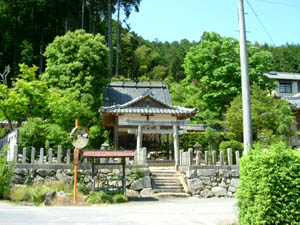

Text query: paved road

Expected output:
[0,197,238,225]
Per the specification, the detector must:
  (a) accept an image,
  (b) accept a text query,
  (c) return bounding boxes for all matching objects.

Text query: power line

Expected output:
[256,0,300,9]
[246,0,275,45]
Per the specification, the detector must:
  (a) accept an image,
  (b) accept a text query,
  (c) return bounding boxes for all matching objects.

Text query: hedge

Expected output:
[237,142,300,224]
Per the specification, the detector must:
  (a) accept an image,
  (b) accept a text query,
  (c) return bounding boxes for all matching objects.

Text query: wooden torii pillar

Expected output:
[126,119,189,167]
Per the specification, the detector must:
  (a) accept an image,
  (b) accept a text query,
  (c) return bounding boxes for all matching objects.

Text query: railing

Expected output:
[10,145,74,165]
[180,148,240,167]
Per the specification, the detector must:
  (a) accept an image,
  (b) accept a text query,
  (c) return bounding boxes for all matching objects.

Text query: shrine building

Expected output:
[99,82,198,152]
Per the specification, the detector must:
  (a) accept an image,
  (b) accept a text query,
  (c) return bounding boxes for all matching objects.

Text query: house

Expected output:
[265,72,300,146]
[99,82,198,151]
[265,72,300,98]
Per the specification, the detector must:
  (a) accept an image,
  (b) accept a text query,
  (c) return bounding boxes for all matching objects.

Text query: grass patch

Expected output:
[9,181,74,205]
[86,191,128,204]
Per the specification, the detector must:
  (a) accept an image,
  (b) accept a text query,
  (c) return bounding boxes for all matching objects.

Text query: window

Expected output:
[279,82,292,93]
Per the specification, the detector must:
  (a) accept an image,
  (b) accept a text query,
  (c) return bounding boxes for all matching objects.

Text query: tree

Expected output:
[180,32,276,117]
[0,64,49,130]
[224,86,295,146]
[41,30,109,109]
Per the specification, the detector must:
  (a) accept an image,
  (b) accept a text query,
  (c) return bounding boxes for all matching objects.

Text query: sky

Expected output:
[120,0,300,46]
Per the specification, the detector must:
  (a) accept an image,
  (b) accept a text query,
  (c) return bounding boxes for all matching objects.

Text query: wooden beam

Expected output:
[125,119,189,126]
[128,129,187,134]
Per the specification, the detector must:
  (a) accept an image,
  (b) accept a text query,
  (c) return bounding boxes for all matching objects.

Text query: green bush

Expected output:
[85,191,128,204]
[237,142,300,224]
[219,140,243,155]
[0,146,14,199]
[180,132,208,151]
[112,193,128,203]
[9,181,74,204]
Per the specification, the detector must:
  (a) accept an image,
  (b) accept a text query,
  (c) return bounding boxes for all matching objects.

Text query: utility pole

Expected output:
[237,0,252,154]
[81,0,84,29]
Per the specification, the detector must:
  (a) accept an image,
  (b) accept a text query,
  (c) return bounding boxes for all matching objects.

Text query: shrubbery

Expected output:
[86,191,128,204]
[237,142,300,224]
[0,146,14,199]
[9,181,73,205]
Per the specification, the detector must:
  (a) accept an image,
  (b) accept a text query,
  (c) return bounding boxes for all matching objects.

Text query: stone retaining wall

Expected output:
[12,165,152,197]
[179,165,240,198]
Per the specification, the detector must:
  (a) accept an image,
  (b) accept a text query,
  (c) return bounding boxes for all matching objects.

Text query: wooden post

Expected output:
[173,125,180,167]
[22,148,26,163]
[57,145,62,164]
[220,151,224,165]
[31,147,35,164]
[40,148,44,164]
[122,158,126,194]
[114,116,119,150]
[205,151,209,165]
[227,148,233,166]
[166,134,170,160]
[91,158,95,192]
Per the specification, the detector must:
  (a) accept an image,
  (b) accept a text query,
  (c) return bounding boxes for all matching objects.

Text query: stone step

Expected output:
[155,185,183,189]
[152,193,190,198]
[154,180,181,184]
[151,174,178,178]
[153,188,184,193]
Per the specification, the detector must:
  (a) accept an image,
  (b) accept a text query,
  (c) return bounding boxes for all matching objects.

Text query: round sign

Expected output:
[70,126,89,149]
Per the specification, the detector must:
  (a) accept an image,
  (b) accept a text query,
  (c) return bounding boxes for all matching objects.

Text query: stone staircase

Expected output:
[150,168,188,197]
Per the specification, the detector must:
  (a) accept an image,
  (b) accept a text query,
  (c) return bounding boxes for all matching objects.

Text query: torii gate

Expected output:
[126,119,189,167]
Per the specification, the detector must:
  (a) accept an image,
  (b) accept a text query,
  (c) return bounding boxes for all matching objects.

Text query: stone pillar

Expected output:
[22,148,26,163]
[13,144,18,163]
[40,148,44,164]
[57,145,62,164]
[212,150,216,165]
[205,151,209,165]
[188,148,193,165]
[31,147,35,164]
[227,148,233,166]
[66,149,70,164]
[220,151,224,165]
[196,151,201,165]
[48,148,53,164]
[136,125,142,151]
[173,125,180,167]
[236,151,240,166]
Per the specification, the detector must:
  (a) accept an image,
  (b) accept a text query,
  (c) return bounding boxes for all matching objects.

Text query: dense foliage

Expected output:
[174,32,276,120]
[41,30,109,109]
[86,191,128,204]
[238,143,300,224]
[0,146,14,199]
[224,86,295,146]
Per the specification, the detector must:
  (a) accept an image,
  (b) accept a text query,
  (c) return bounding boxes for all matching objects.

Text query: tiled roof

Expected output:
[265,72,300,80]
[285,96,300,109]
[100,94,198,115]
[103,82,172,106]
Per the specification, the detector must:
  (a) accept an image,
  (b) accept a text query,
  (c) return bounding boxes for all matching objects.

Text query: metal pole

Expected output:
[81,0,84,29]
[237,0,253,155]
[74,119,79,203]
